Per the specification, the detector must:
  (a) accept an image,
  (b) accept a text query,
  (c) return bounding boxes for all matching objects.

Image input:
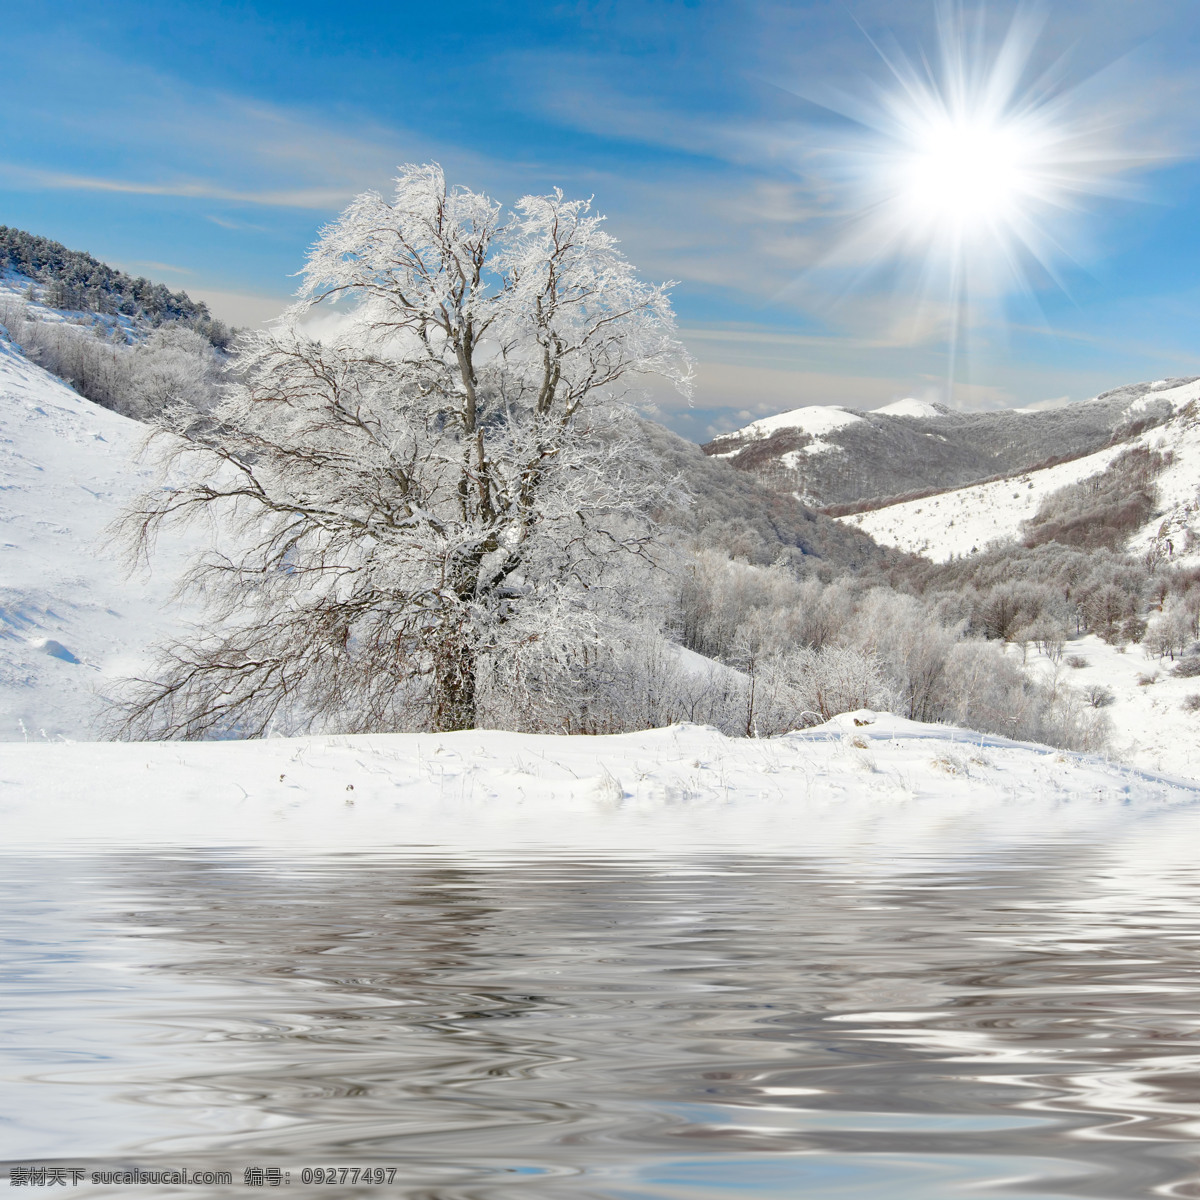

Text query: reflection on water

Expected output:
[5,817,1200,1198]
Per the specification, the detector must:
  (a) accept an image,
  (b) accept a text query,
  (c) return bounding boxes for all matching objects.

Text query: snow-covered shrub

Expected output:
[793,645,893,724]
[127,326,223,419]
[938,640,1109,754]
[1144,608,1192,661]
[674,550,805,661]
[478,619,749,738]
[972,581,1063,642]
[0,297,223,419]
[846,589,959,722]
[666,544,1113,752]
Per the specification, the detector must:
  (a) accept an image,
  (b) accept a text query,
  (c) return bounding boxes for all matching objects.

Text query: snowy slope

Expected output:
[1022,637,1200,780]
[839,394,1200,564]
[1127,396,1200,565]
[0,270,139,340]
[0,333,199,740]
[839,443,1124,560]
[1,711,1196,854]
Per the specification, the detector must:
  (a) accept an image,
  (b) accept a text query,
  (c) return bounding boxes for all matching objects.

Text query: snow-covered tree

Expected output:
[119,164,692,737]
[127,326,223,419]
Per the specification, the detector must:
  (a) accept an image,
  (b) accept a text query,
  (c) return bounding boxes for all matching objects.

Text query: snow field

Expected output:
[1022,634,1200,779]
[2,711,1195,855]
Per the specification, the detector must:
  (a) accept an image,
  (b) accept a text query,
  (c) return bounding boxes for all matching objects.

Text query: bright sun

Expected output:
[899,117,1033,228]
[862,19,1074,257]
[807,3,1148,401]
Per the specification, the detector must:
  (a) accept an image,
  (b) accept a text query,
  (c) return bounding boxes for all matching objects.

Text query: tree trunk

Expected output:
[432,638,477,732]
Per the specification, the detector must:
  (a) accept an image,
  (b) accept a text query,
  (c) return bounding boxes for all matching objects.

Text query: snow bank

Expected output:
[2,713,1194,856]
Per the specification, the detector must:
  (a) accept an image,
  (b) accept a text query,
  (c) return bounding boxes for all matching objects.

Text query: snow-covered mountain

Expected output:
[839,378,1200,565]
[703,381,1192,507]
[0,329,202,740]
[825,384,1200,779]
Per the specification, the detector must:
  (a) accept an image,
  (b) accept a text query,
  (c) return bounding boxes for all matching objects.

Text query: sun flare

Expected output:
[867,22,1074,257]
[808,3,1151,400]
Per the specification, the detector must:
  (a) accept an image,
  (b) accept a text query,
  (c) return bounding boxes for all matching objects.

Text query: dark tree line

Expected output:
[0,226,231,348]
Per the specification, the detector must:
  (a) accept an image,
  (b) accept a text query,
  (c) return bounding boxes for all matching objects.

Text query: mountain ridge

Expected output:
[703,379,1196,508]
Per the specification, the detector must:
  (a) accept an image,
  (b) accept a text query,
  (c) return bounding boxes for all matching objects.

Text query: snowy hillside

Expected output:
[1128,389,1200,565]
[0,330,199,740]
[872,397,945,419]
[841,381,1200,564]
[3,711,1196,854]
[841,444,1125,560]
[703,378,1192,507]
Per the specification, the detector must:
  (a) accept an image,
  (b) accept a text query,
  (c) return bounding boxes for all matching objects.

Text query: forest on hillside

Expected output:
[0,226,232,346]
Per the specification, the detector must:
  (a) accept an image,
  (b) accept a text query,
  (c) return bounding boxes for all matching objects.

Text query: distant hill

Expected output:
[702,383,1192,508]
[0,226,231,347]
[838,378,1200,566]
[636,417,898,575]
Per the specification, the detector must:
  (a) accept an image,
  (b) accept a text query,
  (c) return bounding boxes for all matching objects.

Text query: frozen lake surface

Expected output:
[6,815,1200,1198]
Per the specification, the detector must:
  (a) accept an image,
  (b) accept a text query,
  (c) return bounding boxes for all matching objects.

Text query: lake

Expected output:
[4,812,1200,1197]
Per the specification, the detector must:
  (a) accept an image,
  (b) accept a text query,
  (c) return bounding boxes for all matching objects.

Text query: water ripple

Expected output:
[4,821,1200,1196]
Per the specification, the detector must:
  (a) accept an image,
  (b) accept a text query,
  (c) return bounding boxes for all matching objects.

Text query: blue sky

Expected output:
[5,0,1200,439]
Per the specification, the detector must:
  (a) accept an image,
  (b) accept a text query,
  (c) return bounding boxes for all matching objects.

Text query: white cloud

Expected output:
[185,288,291,329]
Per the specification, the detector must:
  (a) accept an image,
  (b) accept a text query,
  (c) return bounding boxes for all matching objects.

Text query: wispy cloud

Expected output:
[2,165,356,210]
[126,259,193,275]
[0,48,470,216]
[205,214,272,233]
